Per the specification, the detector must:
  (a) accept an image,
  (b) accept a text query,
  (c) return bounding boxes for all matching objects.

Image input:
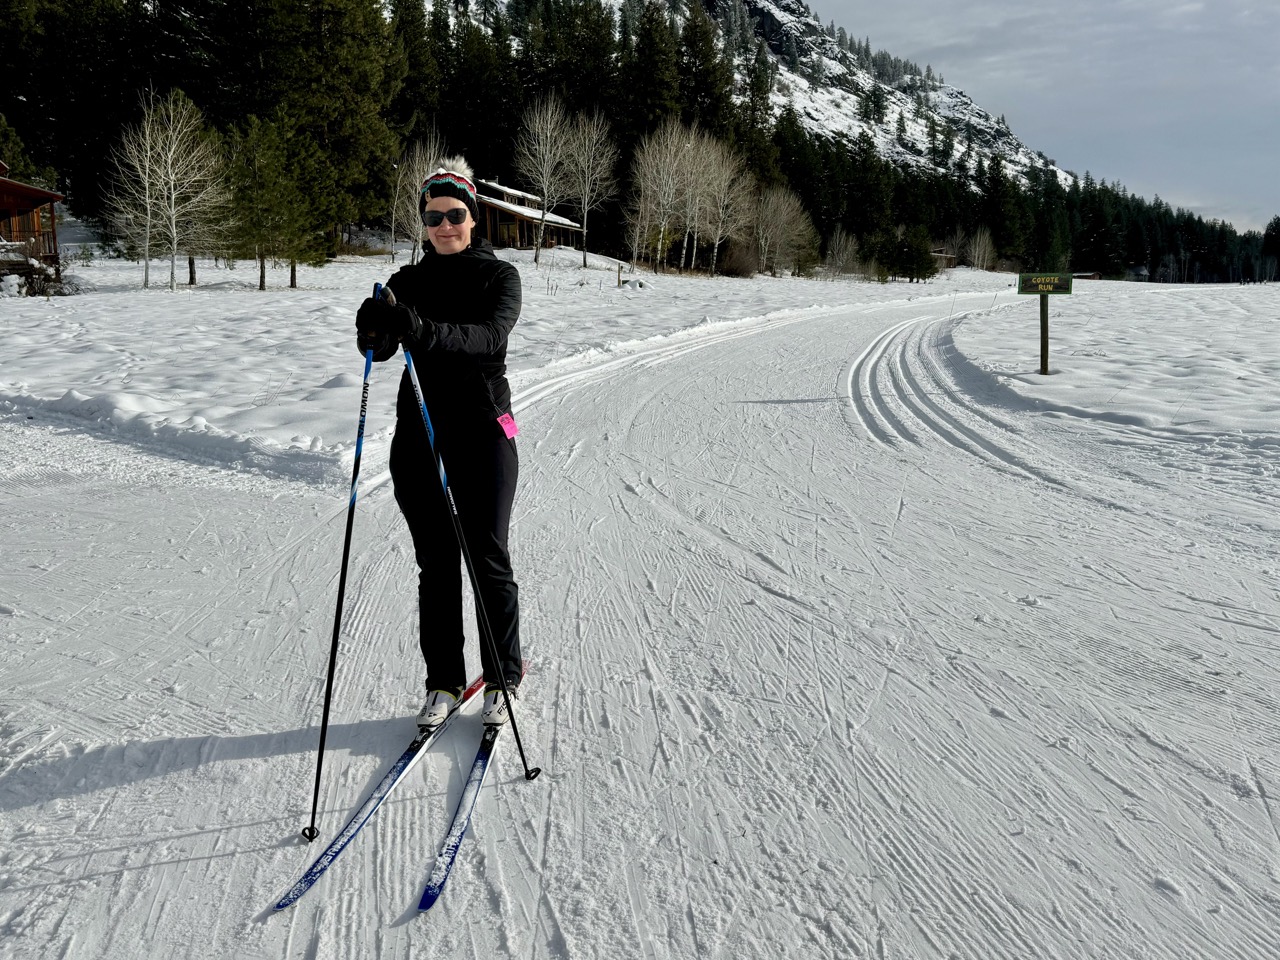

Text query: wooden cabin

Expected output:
[474,179,582,250]
[0,159,64,281]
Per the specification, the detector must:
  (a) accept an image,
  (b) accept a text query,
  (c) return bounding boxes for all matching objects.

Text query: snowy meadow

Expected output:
[1,249,1278,959]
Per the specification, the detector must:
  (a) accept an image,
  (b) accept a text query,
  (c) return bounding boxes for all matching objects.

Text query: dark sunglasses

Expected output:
[422,208,470,227]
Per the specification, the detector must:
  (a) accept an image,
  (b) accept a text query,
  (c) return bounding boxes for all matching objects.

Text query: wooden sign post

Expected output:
[1017,273,1073,375]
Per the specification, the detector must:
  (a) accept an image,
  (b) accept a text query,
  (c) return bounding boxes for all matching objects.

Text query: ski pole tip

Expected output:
[526,767,542,782]
[301,826,319,843]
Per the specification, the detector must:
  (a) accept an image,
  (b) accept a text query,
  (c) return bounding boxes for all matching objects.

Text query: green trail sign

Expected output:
[1018,273,1073,295]
[1017,273,1074,374]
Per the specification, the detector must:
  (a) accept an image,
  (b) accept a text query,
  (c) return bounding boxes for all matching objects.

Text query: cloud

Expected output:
[813,0,1280,229]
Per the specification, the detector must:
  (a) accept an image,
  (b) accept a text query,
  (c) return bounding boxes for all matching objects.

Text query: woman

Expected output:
[354,158,523,728]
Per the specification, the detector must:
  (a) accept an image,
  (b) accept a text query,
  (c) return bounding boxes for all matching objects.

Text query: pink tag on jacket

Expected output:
[497,413,519,439]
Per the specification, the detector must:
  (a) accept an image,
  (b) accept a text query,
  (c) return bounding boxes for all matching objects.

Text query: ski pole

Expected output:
[301,345,375,842]
[383,291,540,782]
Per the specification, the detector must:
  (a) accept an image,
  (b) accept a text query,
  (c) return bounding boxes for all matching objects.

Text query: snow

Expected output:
[2,247,1278,958]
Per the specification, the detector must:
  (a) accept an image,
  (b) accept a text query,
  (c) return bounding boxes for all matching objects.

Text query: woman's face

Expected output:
[424,196,474,255]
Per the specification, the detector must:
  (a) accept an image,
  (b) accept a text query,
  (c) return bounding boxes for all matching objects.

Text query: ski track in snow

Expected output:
[2,282,1279,958]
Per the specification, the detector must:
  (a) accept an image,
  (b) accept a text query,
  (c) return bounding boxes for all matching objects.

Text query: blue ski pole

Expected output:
[301,344,375,841]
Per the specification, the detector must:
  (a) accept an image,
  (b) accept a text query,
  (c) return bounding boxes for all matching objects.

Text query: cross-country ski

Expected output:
[274,676,485,910]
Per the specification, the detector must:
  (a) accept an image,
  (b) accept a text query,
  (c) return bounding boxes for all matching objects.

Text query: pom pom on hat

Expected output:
[420,157,479,223]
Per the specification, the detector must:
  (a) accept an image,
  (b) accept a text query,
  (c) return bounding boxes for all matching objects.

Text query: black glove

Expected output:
[356,297,423,340]
[356,327,398,362]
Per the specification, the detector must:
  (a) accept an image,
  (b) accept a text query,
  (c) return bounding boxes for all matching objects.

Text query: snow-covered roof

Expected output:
[477,179,542,204]
[479,192,581,231]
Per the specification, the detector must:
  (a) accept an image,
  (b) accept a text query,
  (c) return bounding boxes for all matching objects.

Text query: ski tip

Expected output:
[418,887,442,912]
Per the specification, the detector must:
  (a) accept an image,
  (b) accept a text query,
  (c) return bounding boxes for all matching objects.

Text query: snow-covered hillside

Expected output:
[2,251,1278,958]
[742,0,1069,184]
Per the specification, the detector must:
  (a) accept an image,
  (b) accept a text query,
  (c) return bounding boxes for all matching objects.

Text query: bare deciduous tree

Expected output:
[701,138,755,277]
[108,88,231,291]
[392,128,447,264]
[676,129,716,272]
[966,225,995,271]
[562,110,618,268]
[107,91,161,287]
[755,185,816,276]
[629,119,692,272]
[514,96,572,265]
[825,225,858,277]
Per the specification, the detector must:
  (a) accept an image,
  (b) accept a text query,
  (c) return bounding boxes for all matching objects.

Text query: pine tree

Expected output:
[275,0,400,248]
[614,0,680,151]
[449,19,521,178]
[230,116,296,289]
[389,0,440,139]
[735,38,779,183]
[846,130,892,241]
[677,2,735,140]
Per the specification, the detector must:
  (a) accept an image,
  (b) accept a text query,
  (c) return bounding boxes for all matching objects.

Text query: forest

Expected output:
[4,0,1278,283]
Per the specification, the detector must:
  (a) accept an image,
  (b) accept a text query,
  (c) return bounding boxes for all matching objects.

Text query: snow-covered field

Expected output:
[2,249,1278,959]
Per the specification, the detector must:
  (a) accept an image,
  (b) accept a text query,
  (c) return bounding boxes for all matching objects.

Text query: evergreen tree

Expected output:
[0,114,57,188]
[845,130,892,240]
[15,0,141,219]
[448,18,521,178]
[228,113,325,288]
[545,0,619,116]
[1262,215,1280,281]
[614,0,680,151]
[275,0,400,248]
[678,2,735,140]
[979,154,1026,264]
[1024,163,1070,271]
[389,0,440,139]
[735,38,779,183]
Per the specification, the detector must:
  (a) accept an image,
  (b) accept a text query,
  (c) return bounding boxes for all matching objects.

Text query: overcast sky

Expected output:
[814,0,1279,232]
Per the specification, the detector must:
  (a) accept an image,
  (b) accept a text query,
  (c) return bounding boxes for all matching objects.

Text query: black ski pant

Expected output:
[389,412,521,693]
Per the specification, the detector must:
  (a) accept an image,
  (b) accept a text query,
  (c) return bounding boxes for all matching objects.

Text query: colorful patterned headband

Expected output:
[420,169,477,202]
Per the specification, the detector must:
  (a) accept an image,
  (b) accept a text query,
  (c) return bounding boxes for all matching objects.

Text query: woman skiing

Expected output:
[353,158,523,728]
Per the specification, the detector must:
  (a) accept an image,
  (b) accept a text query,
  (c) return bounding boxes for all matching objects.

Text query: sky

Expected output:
[815,0,1280,233]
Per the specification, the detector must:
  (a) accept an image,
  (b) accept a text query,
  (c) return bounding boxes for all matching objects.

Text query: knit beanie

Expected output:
[420,157,480,224]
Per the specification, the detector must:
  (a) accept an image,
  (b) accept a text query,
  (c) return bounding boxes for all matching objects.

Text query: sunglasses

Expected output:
[422,208,470,227]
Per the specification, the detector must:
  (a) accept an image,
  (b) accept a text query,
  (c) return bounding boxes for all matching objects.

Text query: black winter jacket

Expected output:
[384,239,522,436]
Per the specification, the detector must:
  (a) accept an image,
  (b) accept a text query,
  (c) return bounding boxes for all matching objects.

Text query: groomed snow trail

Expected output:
[2,289,1277,958]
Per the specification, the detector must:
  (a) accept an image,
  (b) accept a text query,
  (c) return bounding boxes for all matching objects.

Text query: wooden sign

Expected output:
[1018,273,1073,295]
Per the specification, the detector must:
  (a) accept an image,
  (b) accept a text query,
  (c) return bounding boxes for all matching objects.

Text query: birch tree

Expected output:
[107,90,162,287]
[514,96,572,265]
[629,118,690,271]
[825,225,858,277]
[391,128,446,264]
[966,225,995,271]
[701,138,754,277]
[109,88,230,291]
[755,185,817,276]
[676,129,716,272]
[562,109,618,268]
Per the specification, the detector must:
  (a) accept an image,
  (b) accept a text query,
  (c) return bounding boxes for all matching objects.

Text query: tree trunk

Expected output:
[290,259,297,289]
[259,250,266,291]
[534,214,547,265]
[188,255,196,286]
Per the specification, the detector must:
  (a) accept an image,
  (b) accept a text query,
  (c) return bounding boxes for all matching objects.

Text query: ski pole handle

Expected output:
[373,281,396,305]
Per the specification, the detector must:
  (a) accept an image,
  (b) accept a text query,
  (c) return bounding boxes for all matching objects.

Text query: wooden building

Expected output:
[0,160,64,281]
[474,179,582,250]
